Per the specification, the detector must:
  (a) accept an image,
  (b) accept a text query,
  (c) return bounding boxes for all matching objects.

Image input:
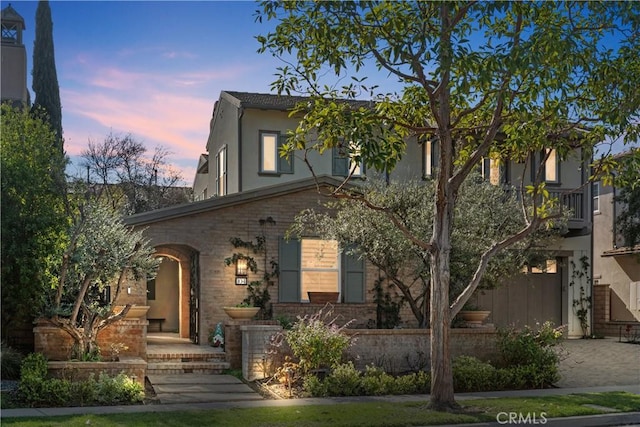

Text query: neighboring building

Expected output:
[127,90,594,344]
[592,157,640,337]
[1,4,29,107]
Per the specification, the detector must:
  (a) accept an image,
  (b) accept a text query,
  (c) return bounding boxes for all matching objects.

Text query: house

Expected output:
[126,90,594,345]
[1,4,29,107]
[592,153,640,337]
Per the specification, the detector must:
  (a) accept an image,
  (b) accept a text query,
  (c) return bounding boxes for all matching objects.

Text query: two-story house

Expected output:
[592,154,640,337]
[126,90,593,344]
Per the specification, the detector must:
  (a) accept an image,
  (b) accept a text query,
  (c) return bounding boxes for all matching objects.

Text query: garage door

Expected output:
[477,260,562,329]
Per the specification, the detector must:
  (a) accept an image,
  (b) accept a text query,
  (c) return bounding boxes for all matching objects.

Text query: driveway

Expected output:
[557,337,640,388]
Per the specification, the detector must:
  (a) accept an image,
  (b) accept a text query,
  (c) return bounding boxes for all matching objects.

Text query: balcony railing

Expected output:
[549,189,585,222]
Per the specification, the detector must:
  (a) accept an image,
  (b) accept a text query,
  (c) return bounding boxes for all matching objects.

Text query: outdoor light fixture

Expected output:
[235,258,248,285]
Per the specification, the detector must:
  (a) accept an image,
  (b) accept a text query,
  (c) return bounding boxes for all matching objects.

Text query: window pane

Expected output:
[261,134,277,172]
[302,271,339,295]
[489,159,501,185]
[425,140,432,177]
[545,149,557,182]
[301,239,339,269]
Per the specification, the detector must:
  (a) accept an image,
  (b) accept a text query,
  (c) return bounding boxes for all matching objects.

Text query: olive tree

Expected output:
[290,177,565,328]
[43,200,160,358]
[257,1,639,409]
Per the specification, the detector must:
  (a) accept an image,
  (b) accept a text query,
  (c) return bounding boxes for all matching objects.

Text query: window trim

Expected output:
[215,145,227,196]
[423,139,438,179]
[593,181,600,213]
[259,130,294,175]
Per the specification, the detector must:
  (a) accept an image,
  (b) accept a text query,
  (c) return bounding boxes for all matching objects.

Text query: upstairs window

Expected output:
[481,157,510,185]
[544,149,559,183]
[260,131,293,175]
[423,139,438,178]
[593,181,600,213]
[216,145,227,196]
[333,141,364,177]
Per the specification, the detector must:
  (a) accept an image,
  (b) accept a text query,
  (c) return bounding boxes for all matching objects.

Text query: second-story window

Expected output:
[593,181,600,213]
[423,139,438,178]
[333,141,364,177]
[544,149,559,183]
[481,157,510,185]
[260,131,293,175]
[216,145,227,196]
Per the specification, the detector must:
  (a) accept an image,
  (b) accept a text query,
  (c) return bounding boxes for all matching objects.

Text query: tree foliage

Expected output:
[290,177,565,327]
[44,199,160,357]
[0,104,67,337]
[80,132,191,215]
[31,0,63,152]
[257,1,639,409]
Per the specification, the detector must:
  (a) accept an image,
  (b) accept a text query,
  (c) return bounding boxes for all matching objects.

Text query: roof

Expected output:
[221,91,374,111]
[124,175,346,226]
[1,4,25,28]
[601,245,640,257]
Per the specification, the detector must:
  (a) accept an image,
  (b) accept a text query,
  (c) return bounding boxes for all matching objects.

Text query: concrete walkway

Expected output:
[148,374,263,404]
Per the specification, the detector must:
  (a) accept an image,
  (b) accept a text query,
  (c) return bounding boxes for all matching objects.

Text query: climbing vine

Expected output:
[224,217,278,319]
[569,255,592,339]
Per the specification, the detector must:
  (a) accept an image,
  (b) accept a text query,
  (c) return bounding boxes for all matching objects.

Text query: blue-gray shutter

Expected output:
[278,135,293,174]
[278,237,300,302]
[343,251,365,303]
[332,147,349,176]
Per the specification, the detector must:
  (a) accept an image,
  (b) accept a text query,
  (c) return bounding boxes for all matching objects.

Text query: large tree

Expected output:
[80,132,191,215]
[289,177,565,328]
[31,0,63,153]
[257,1,639,409]
[0,104,67,340]
[43,199,160,358]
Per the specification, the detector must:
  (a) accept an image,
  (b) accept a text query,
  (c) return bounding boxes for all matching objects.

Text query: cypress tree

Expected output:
[32,0,63,154]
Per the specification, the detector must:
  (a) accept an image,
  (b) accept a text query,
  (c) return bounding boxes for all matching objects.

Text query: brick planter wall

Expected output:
[34,318,148,361]
[344,328,499,374]
[593,283,640,337]
[272,303,377,329]
[47,357,146,386]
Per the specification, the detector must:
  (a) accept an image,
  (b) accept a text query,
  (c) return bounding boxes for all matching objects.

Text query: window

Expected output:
[260,131,293,174]
[481,157,509,185]
[593,182,600,213]
[215,145,227,196]
[544,149,559,183]
[333,141,364,177]
[301,239,340,298]
[423,139,438,178]
[278,238,365,303]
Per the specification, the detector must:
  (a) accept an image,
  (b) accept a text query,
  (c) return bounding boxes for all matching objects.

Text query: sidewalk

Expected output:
[2,384,639,420]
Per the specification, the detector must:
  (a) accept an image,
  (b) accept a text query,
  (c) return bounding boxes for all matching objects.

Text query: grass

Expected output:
[1,392,639,427]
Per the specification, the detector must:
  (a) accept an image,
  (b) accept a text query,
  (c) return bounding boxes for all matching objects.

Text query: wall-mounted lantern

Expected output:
[235,258,248,285]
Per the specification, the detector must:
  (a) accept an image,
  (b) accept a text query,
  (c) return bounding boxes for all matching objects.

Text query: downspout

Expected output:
[238,107,244,192]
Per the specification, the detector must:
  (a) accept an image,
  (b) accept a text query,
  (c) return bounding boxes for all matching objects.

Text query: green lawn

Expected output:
[1,392,639,427]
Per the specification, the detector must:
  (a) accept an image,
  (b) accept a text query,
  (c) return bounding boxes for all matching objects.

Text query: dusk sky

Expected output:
[7,1,636,185]
[9,0,300,185]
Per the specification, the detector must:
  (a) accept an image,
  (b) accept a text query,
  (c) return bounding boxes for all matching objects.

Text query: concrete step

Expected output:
[147,361,230,375]
[147,352,227,363]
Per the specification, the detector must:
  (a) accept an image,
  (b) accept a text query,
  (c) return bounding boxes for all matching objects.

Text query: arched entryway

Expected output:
[148,245,200,343]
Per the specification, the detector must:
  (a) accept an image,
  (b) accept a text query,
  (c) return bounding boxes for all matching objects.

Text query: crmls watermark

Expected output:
[496,412,548,425]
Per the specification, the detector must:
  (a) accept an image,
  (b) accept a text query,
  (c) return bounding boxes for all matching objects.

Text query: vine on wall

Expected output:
[569,255,592,338]
[224,217,278,319]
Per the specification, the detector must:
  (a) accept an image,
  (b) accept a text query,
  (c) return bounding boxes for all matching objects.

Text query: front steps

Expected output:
[146,343,230,375]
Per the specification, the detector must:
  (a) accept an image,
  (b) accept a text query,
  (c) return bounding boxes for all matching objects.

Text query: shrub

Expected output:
[1,341,23,380]
[452,355,496,392]
[325,362,362,396]
[497,321,563,388]
[303,374,328,397]
[16,353,143,407]
[285,306,353,373]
